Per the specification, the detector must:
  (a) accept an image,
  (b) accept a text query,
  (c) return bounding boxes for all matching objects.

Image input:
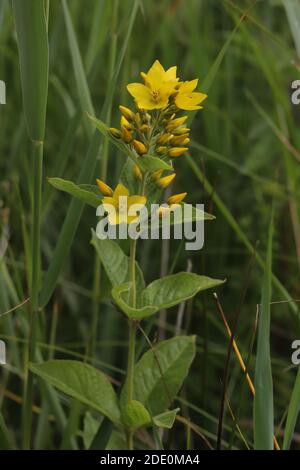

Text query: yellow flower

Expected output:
[175,79,207,110]
[127,60,178,110]
[102,183,146,225]
[140,60,178,88]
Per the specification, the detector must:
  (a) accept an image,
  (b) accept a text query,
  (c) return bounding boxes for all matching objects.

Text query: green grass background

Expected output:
[0,0,300,450]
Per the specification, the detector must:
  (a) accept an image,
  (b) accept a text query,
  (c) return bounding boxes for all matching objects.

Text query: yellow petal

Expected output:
[146,60,166,89]
[113,183,129,200]
[165,65,178,81]
[178,79,199,93]
[102,197,116,208]
[127,83,151,103]
[175,92,207,110]
[128,195,147,208]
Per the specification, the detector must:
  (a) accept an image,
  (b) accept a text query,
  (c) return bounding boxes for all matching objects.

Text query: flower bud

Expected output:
[168,147,188,157]
[156,146,168,155]
[122,127,133,143]
[152,170,163,180]
[120,115,134,130]
[133,164,142,179]
[168,192,187,205]
[157,173,176,188]
[166,116,188,131]
[109,127,122,139]
[140,124,149,133]
[119,105,135,121]
[157,133,172,145]
[172,127,190,135]
[132,139,147,155]
[96,179,113,196]
[170,134,190,146]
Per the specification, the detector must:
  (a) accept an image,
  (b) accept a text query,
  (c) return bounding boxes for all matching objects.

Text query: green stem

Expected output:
[22,141,43,449]
[126,163,147,450]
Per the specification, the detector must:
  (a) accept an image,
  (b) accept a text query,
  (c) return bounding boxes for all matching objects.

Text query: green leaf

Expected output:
[121,336,196,415]
[121,400,151,431]
[48,178,101,208]
[140,273,225,311]
[62,0,94,117]
[39,1,139,308]
[283,0,300,59]
[83,412,100,450]
[153,408,180,429]
[254,212,274,450]
[30,360,120,424]
[138,156,172,172]
[283,367,300,449]
[0,411,13,450]
[111,282,157,319]
[112,273,224,320]
[86,113,136,161]
[91,231,145,294]
[12,0,49,141]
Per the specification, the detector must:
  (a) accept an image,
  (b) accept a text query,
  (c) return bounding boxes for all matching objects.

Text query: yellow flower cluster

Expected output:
[97,60,207,224]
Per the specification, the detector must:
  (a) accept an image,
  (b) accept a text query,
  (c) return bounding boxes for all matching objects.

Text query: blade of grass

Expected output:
[12,0,49,449]
[186,154,299,318]
[283,367,300,449]
[39,0,139,308]
[254,209,274,450]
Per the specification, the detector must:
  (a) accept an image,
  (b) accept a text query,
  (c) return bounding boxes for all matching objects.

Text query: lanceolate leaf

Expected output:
[12,0,48,141]
[254,213,274,450]
[111,283,157,319]
[48,178,101,208]
[30,360,120,424]
[140,273,224,310]
[110,271,224,320]
[120,336,196,415]
[283,367,300,449]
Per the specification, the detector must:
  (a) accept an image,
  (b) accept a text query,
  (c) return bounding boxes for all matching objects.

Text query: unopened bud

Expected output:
[157,133,172,145]
[96,179,113,196]
[109,127,122,139]
[134,164,142,179]
[170,135,190,146]
[157,173,176,188]
[168,147,188,157]
[122,127,133,143]
[156,146,168,155]
[120,116,134,130]
[119,105,135,121]
[132,139,147,155]
[168,192,187,205]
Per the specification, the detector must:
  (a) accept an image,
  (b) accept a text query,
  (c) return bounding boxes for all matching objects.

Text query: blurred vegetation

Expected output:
[0,0,300,450]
